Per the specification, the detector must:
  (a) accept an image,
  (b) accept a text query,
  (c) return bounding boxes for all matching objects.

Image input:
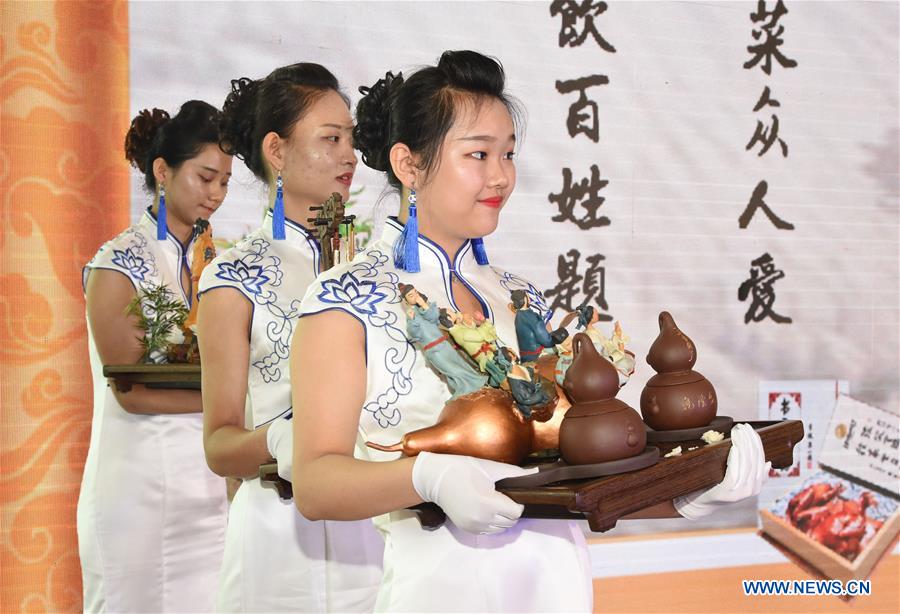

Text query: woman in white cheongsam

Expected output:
[79,101,231,613]
[291,51,771,612]
[197,63,382,613]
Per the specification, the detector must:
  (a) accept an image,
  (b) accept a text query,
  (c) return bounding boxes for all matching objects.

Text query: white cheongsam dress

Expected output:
[79,210,228,613]
[299,218,594,613]
[199,210,384,613]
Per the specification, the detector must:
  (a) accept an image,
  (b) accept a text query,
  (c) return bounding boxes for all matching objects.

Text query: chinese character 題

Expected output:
[544,249,613,320]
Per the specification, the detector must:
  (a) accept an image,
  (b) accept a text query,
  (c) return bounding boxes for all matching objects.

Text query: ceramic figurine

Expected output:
[640,311,718,431]
[558,333,646,465]
[510,290,568,362]
[446,310,507,386]
[555,305,635,387]
[307,192,347,271]
[182,218,216,337]
[500,347,551,419]
[399,283,487,398]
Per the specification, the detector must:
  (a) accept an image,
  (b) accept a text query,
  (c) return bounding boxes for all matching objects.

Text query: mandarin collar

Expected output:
[141,208,192,257]
[381,217,482,277]
[262,208,321,270]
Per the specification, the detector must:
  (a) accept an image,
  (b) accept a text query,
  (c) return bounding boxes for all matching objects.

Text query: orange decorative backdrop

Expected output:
[1,1,129,611]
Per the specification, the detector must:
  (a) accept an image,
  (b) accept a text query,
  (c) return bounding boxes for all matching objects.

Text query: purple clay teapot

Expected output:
[640,311,717,431]
[558,333,646,464]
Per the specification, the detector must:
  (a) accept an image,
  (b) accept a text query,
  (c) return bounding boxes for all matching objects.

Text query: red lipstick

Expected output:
[478,196,503,208]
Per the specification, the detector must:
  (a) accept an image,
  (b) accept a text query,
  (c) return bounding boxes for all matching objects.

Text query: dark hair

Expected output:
[220,62,348,182]
[398,282,428,305]
[124,100,222,191]
[354,50,523,189]
[510,289,528,311]
[576,305,595,329]
[438,308,454,329]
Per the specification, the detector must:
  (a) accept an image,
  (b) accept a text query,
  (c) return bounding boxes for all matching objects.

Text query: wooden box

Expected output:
[758,396,900,583]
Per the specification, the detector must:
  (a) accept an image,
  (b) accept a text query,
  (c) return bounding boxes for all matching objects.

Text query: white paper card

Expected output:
[819,395,900,497]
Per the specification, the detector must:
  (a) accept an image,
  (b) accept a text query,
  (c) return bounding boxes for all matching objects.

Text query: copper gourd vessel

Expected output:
[366,388,535,465]
[640,311,717,431]
[558,333,646,464]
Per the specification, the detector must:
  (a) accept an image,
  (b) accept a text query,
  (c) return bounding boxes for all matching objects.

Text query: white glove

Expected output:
[412,452,538,535]
[674,423,771,520]
[266,417,293,482]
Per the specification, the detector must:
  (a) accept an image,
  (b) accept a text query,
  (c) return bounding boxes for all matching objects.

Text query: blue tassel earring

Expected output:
[471,238,489,265]
[156,183,167,240]
[394,187,420,272]
[272,170,285,240]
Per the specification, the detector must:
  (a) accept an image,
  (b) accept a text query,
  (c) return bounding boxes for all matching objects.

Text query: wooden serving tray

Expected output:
[103,364,201,392]
[259,420,803,533]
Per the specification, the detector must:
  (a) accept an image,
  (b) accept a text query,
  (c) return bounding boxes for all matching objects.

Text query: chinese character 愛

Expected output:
[738,252,793,324]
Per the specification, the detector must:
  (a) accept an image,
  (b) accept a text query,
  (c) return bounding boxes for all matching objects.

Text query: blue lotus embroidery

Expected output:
[215,259,272,296]
[110,247,150,281]
[318,271,388,316]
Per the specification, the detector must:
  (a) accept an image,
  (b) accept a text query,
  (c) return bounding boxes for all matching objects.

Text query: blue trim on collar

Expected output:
[264,209,321,274]
[382,217,491,319]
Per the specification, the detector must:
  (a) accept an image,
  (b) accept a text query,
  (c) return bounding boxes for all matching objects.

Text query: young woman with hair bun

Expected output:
[291,50,770,611]
[197,63,382,612]
[79,100,232,612]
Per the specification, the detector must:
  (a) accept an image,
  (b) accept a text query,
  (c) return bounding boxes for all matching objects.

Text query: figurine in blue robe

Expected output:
[400,283,487,398]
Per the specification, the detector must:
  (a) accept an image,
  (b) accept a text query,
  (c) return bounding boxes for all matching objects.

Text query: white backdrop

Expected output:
[129,0,899,533]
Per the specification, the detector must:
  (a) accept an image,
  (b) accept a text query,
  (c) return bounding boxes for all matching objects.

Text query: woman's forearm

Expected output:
[204,423,271,478]
[113,384,202,414]
[293,453,421,521]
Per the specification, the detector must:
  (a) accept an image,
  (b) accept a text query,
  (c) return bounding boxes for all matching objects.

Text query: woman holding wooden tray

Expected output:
[290,50,772,612]
[79,101,232,613]
[197,63,383,612]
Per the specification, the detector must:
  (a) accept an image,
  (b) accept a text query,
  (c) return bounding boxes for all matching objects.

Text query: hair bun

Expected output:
[124,108,170,172]
[437,50,505,96]
[220,77,261,162]
[353,71,404,172]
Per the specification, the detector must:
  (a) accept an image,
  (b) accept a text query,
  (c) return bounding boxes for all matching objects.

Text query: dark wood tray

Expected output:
[259,420,803,533]
[103,364,201,392]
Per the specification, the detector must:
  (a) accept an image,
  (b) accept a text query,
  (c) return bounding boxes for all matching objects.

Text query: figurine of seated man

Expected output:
[499,348,550,419]
[555,305,635,387]
[445,310,507,387]
[399,283,487,399]
[509,289,568,363]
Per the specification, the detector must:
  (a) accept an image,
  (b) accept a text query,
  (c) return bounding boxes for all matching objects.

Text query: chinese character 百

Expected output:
[550,0,617,52]
[738,180,795,230]
[744,0,798,75]
[556,74,609,142]
[738,252,793,324]
[549,165,611,230]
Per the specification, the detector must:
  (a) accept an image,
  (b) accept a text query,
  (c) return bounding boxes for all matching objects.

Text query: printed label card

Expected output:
[758,380,849,479]
[819,395,900,498]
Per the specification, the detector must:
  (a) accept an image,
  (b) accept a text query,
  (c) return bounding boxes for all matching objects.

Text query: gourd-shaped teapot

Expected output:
[558,333,646,464]
[640,311,717,430]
